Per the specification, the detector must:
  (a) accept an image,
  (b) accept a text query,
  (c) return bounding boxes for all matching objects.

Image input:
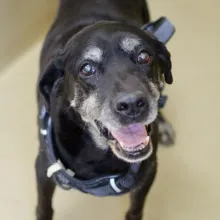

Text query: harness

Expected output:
[40,106,142,196]
[40,17,175,197]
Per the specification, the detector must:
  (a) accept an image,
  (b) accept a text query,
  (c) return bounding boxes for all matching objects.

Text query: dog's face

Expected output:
[39,22,172,163]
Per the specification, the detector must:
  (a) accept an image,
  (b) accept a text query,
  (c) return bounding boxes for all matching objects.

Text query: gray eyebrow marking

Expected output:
[83,46,103,62]
[120,37,141,52]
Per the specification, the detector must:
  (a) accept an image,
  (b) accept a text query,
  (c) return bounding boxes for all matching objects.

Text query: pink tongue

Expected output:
[111,124,148,148]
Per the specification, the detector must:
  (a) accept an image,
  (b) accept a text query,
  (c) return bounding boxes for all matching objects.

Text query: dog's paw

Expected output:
[36,206,53,220]
[125,212,142,220]
[158,121,175,146]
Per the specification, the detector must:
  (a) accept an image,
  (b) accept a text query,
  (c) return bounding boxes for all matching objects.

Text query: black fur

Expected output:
[35,1,174,220]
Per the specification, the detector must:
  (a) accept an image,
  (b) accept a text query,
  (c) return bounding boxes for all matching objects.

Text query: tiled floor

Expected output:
[1,0,220,220]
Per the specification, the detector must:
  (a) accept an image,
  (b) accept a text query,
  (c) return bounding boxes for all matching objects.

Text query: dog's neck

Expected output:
[57,0,144,29]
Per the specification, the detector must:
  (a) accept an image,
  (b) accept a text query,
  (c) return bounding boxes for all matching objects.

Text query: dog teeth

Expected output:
[119,141,124,148]
[114,139,150,152]
[108,140,116,147]
[131,151,140,156]
[143,136,150,145]
[123,143,146,152]
[137,144,146,150]
[139,144,146,150]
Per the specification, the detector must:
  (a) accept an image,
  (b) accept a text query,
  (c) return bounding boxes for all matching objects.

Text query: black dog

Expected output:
[35,0,175,220]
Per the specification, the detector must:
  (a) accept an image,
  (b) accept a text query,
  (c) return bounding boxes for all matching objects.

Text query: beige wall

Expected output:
[0,0,58,70]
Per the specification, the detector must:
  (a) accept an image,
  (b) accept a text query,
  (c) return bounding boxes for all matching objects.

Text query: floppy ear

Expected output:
[38,58,64,109]
[156,41,173,84]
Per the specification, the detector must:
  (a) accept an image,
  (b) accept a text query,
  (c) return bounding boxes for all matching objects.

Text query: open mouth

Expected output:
[95,121,153,163]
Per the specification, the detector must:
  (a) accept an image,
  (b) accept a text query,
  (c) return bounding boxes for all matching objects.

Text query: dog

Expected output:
[35,0,175,220]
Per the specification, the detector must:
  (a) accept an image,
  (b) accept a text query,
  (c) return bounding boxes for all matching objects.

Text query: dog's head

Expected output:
[39,22,173,163]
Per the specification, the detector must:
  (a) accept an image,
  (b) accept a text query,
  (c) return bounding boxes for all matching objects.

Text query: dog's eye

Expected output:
[80,64,96,78]
[137,51,151,64]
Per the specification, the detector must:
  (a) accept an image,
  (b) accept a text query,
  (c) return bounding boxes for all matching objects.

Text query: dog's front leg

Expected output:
[35,151,56,220]
[126,162,157,220]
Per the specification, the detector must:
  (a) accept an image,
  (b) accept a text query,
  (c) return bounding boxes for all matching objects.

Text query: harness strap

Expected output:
[47,160,64,178]
[142,17,175,44]
[40,107,142,195]
[110,178,122,193]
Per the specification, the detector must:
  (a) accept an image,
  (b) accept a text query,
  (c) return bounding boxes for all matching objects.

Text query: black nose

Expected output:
[115,92,148,118]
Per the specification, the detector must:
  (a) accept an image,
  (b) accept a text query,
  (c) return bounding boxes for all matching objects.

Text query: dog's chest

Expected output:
[69,146,130,179]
